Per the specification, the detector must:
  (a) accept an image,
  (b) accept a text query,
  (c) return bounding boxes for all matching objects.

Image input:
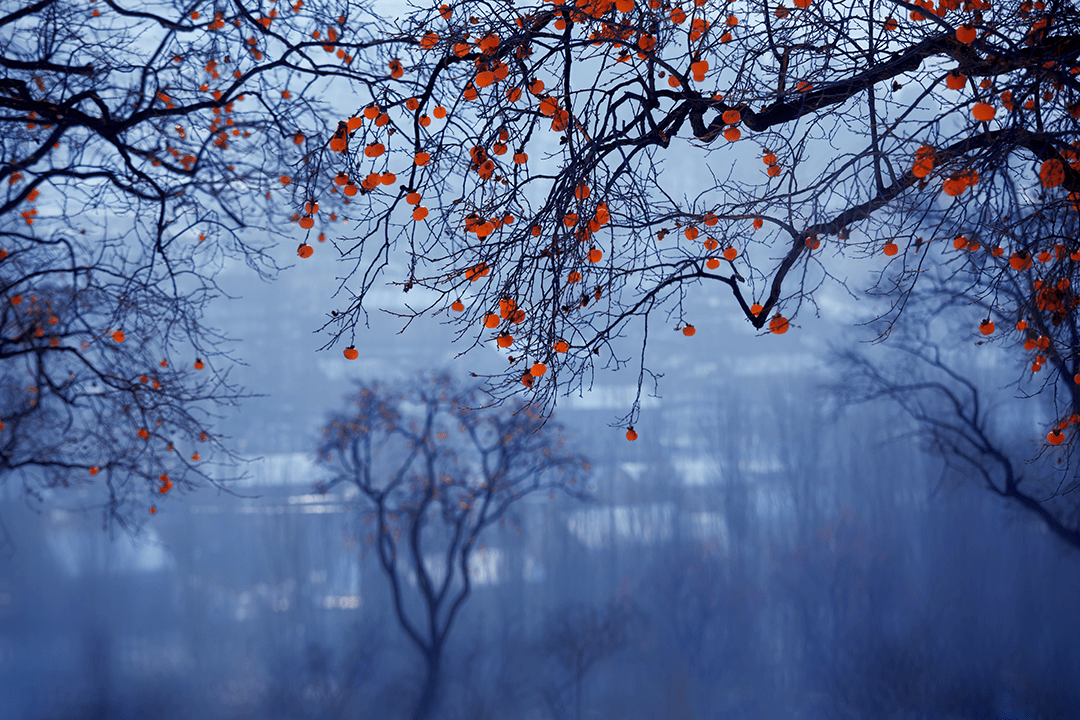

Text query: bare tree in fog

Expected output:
[315,373,589,720]
[537,598,637,720]
[833,339,1080,550]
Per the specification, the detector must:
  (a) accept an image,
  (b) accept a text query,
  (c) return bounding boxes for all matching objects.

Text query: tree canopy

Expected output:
[4,0,1080,524]
[316,0,1080,440]
[0,0,387,523]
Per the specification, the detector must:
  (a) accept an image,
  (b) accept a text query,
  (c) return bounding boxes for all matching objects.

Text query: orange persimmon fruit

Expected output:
[1040,158,1065,188]
[972,102,996,121]
[912,145,935,177]
[946,71,966,90]
[956,24,977,43]
[1009,251,1032,271]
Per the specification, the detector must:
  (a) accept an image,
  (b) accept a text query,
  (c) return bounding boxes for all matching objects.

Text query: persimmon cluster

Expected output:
[277,0,1080,445]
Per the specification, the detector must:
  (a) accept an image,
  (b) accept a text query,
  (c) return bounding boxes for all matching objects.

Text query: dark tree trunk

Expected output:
[411,646,443,720]
[575,654,583,720]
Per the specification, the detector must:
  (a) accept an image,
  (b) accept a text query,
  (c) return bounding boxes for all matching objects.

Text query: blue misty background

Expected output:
[2,235,1079,720]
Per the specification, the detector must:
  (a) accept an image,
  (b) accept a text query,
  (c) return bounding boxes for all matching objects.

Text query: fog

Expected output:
[3,251,1079,720]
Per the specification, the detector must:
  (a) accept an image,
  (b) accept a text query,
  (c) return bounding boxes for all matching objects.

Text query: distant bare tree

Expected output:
[537,598,637,720]
[315,373,589,720]
[832,339,1080,550]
